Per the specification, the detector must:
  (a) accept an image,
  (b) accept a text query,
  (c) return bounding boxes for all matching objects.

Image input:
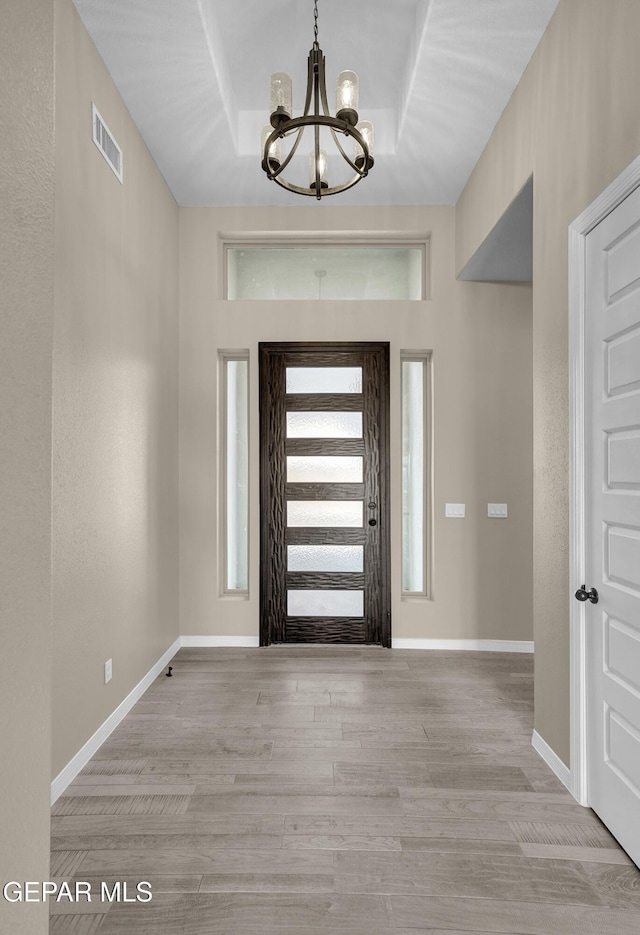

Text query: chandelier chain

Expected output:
[313,0,319,49]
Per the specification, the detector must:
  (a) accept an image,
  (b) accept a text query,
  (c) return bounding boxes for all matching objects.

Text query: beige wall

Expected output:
[179,206,533,644]
[52,0,180,777]
[0,0,54,931]
[1,2,551,881]
[456,0,640,766]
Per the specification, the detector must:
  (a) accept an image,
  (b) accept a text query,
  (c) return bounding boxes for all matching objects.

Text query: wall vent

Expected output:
[92,104,123,183]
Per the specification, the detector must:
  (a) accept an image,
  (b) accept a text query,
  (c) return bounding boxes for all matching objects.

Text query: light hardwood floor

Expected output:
[50,647,640,934]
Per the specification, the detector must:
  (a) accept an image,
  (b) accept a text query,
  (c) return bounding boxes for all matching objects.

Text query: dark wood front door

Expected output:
[259,342,390,646]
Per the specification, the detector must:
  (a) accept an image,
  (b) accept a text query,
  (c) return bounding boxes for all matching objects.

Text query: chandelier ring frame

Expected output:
[262,114,374,186]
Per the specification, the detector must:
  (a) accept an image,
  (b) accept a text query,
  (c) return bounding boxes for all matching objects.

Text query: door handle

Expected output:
[575,585,599,604]
[368,518,377,527]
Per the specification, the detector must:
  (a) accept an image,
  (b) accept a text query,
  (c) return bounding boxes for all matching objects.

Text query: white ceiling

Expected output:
[72,0,559,208]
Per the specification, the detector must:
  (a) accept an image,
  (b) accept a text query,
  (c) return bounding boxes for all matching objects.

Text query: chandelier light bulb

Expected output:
[354,121,374,170]
[309,149,328,189]
[261,126,281,170]
[336,70,359,124]
[270,72,292,122]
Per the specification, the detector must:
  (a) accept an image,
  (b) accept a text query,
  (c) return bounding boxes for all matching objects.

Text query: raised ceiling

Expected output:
[72,0,559,207]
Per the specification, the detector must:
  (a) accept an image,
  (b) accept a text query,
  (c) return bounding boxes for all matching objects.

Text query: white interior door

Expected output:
[585,184,640,866]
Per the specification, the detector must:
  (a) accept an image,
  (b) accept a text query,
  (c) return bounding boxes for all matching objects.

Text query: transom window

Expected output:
[225,243,427,300]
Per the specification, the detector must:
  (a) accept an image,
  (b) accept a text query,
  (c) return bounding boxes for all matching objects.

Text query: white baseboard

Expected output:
[391,638,534,653]
[532,729,573,794]
[50,637,181,804]
[180,635,260,648]
[182,637,533,653]
[51,634,533,803]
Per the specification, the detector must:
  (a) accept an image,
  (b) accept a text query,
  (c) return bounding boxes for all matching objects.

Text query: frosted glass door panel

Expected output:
[288,545,364,572]
[287,590,364,617]
[286,367,362,394]
[286,411,363,438]
[287,456,363,483]
[287,501,363,527]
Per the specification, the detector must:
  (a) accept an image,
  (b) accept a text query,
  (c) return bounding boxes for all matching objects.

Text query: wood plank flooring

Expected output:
[50,646,640,934]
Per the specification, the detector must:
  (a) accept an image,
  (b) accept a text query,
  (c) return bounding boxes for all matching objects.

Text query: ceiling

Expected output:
[72,0,559,208]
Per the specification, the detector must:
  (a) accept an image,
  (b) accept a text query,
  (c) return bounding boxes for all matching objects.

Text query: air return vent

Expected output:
[92,104,123,183]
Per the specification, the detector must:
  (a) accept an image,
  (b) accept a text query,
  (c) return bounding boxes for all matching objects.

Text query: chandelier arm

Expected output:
[317,51,332,118]
[330,123,373,175]
[302,48,316,118]
[329,126,363,176]
[312,50,322,197]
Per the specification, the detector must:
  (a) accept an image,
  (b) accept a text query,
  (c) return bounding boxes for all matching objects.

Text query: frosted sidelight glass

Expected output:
[225,358,248,591]
[288,545,363,572]
[287,456,363,483]
[286,411,362,438]
[402,359,426,593]
[286,367,362,394]
[287,590,364,617]
[287,500,363,527]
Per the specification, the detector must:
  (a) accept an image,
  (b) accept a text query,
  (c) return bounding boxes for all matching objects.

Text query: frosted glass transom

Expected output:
[287,589,364,617]
[287,500,363,527]
[287,456,363,484]
[286,367,362,394]
[287,545,364,572]
[286,411,363,438]
[226,247,424,300]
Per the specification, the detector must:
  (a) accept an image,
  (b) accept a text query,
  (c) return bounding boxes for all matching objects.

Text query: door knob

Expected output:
[368,518,377,527]
[575,585,599,604]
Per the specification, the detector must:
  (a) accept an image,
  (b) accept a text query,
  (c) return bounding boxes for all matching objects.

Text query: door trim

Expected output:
[259,341,391,647]
[568,153,640,806]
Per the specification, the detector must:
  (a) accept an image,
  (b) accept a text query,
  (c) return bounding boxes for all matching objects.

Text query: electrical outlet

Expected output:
[105,658,112,684]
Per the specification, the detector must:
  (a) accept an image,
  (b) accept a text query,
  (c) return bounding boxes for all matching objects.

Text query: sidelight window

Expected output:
[220,352,249,594]
[401,352,432,597]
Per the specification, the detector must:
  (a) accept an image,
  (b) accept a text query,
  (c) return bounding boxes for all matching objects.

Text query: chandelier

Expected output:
[261,0,374,199]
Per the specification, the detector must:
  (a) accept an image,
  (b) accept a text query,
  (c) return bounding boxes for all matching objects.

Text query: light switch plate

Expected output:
[488,503,508,518]
[105,658,112,683]
[445,503,466,518]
